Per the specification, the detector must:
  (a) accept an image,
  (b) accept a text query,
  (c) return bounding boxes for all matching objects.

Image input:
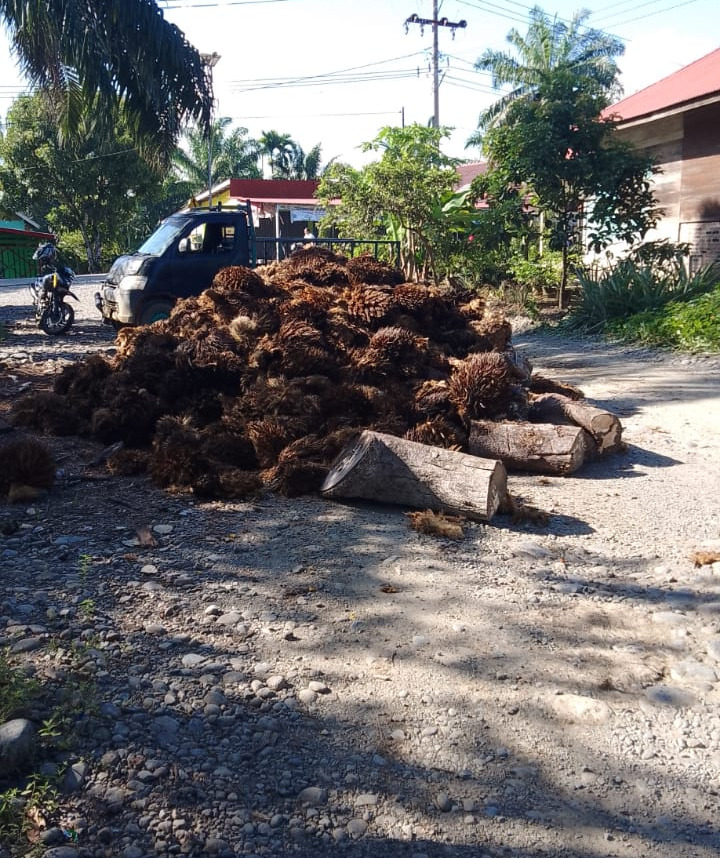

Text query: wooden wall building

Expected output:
[604,48,720,271]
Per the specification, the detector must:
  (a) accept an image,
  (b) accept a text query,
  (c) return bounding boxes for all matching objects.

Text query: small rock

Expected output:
[0,719,36,776]
[298,689,318,704]
[297,786,328,805]
[346,818,368,839]
[551,694,612,724]
[435,792,452,812]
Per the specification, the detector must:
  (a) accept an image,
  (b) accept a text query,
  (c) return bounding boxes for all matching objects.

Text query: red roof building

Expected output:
[603,48,720,269]
[186,178,324,241]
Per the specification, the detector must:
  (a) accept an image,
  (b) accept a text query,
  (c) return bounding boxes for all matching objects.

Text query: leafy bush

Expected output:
[509,247,563,295]
[607,285,720,351]
[565,257,720,332]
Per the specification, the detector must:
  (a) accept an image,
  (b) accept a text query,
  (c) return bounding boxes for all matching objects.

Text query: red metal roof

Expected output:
[605,47,720,123]
[455,161,488,189]
[229,179,320,204]
[0,226,55,241]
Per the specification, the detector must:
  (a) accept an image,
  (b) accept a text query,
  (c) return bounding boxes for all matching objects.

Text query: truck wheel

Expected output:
[139,300,173,325]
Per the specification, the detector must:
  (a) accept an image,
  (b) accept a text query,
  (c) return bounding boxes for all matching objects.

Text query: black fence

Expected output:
[254,237,401,269]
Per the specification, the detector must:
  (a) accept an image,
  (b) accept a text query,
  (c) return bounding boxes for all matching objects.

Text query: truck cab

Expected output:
[95,207,253,327]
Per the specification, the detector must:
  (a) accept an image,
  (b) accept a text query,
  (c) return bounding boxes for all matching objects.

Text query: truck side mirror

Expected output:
[178,237,189,254]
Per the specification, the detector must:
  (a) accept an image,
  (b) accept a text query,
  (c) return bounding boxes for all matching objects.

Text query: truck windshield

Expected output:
[137,218,187,255]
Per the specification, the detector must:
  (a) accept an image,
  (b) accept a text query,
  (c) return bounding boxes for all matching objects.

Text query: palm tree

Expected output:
[258,130,300,179]
[291,143,324,180]
[173,118,261,194]
[0,0,212,165]
[468,5,623,145]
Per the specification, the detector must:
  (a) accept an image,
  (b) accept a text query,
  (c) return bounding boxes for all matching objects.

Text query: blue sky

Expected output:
[1,0,717,166]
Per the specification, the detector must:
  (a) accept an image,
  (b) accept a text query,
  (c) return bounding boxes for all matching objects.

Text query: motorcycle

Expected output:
[29,243,78,335]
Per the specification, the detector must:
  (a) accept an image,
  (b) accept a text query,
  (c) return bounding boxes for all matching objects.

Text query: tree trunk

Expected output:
[559,240,568,309]
[469,420,593,475]
[529,393,623,453]
[321,430,507,521]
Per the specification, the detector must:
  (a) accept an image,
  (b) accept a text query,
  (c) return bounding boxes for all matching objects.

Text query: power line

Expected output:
[161,0,297,8]
[595,0,701,27]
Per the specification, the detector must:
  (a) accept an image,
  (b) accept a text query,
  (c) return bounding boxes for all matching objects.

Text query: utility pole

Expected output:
[405,2,467,127]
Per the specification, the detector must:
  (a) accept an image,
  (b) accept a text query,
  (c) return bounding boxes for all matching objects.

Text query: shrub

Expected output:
[565,256,719,333]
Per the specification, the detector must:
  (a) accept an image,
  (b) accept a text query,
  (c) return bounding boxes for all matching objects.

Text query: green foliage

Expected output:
[173,117,261,196]
[78,599,95,619]
[607,285,720,351]
[0,650,39,722]
[317,124,463,282]
[470,5,624,144]
[0,92,165,271]
[256,130,323,179]
[472,6,657,307]
[1,0,213,166]
[77,553,93,582]
[481,68,659,305]
[0,774,58,846]
[565,257,720,332]
[509,246,563,293]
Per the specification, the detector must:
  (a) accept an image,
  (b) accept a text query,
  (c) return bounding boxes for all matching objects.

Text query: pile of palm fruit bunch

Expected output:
[11,247,531,500]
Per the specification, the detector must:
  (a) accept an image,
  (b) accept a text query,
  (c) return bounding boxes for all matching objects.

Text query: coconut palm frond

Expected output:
[2,0,212,165]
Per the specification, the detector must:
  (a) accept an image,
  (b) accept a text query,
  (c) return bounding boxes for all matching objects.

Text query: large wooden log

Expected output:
[469,419,593,475]
[321,430,507,521]
[529,393,623,453]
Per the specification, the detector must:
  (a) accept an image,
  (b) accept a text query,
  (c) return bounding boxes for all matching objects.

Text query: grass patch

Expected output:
[607,285,720,352]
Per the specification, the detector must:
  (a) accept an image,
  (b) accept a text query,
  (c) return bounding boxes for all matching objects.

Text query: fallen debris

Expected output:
[691,550,720,567]
[0,437,56,502]
[406,509,465,540]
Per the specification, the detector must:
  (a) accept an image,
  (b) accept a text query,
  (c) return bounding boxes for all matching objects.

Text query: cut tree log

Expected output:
[529,373,584,400]
[469,420,593,475]
[321,430,507,521]
[529,393,623,453]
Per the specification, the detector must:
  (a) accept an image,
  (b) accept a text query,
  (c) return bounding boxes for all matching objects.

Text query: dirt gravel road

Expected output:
[1,285,720,858]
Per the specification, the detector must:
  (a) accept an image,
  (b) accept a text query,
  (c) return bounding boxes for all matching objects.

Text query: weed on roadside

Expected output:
[0,650,39,722]
[0,773,58,851]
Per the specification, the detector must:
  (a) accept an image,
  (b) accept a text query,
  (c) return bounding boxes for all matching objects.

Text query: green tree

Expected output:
[173,118,261,195]
[258,130,300,179]
[469,5,623,145]
[0,92,163,270]
[0,0,212,165]
[483,68,659,306]
[289,143,324,180]
[317,124,467,282]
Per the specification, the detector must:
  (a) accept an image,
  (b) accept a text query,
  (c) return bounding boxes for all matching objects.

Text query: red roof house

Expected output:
[603,48,720,269]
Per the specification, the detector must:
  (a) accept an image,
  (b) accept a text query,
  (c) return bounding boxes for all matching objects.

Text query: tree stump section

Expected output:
[529,393,623,453]
[321,430,507,521]
[469,420,593,475]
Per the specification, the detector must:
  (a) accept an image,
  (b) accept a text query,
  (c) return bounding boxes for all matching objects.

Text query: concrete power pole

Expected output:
[405,2,467,127]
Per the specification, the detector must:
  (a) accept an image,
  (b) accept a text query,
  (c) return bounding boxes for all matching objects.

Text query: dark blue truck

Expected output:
[95,204,398,327]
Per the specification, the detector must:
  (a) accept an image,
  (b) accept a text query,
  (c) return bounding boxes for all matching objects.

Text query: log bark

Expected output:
[469,420,593,475]
[321,430,507,521]
[529,393,623,453]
